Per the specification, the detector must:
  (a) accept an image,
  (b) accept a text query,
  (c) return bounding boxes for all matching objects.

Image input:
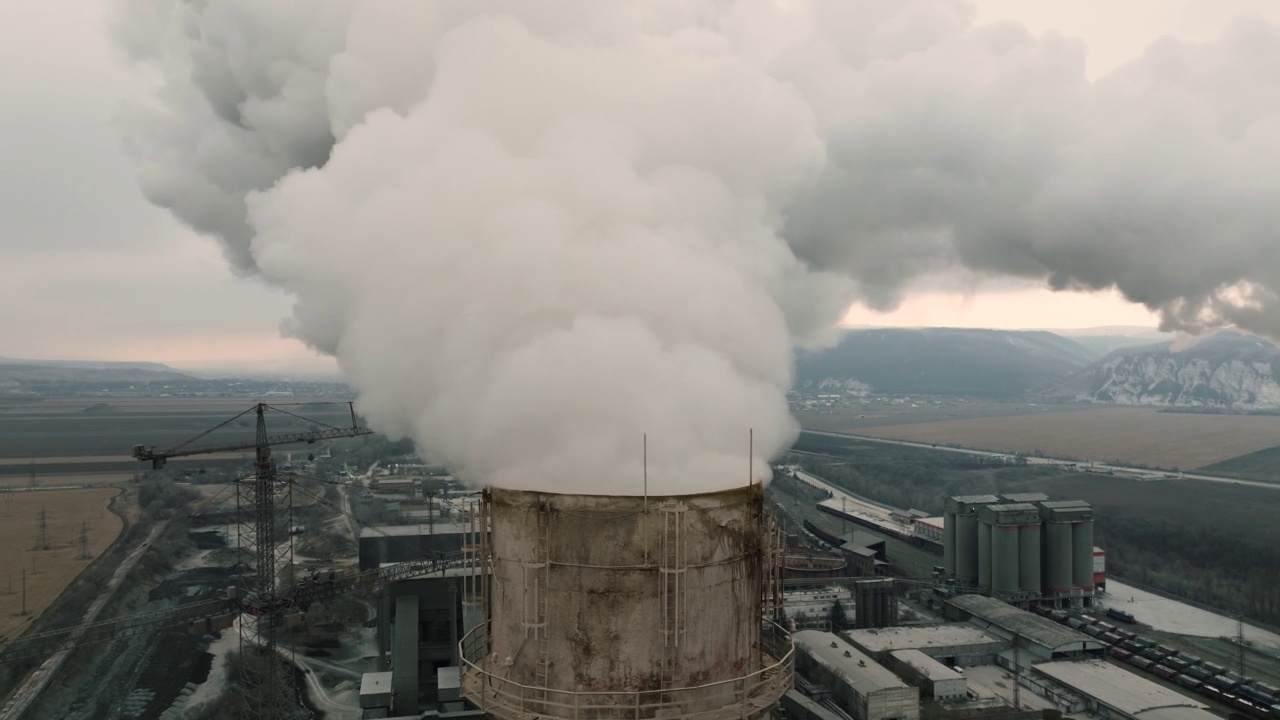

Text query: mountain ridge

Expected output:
[794,327,1096,398]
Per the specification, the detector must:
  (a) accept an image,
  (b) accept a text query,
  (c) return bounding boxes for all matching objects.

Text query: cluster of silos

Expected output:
[942,493,1095,604]
[853,578,896,629]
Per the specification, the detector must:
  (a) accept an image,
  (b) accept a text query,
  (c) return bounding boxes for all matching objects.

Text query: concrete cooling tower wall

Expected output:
[462,485,792,720]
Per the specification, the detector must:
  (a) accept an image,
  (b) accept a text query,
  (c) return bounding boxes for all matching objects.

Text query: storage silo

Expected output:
[979,503,1037,596]
[460,485,793,720]
[992,524,1020,595]
[1041,514,1074,597]
[1018,518,1041,595]
[1039,501,1092,602]
[854,578,896,629]
[948,496,998,585]
[942,507,957,576]
[977,519,992,589]
[1072,514,1095,591]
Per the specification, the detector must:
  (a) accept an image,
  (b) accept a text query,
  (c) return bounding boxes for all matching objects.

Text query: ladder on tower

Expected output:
[533,501,552,698]
[659,501,687,689]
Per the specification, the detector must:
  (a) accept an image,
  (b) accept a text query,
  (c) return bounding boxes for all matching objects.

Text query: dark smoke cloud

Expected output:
[114,0,1280,491]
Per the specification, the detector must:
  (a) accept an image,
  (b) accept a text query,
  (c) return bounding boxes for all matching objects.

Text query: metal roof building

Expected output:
[945,595,1104,661]
[842,624,1007,668]
[793,630,920,720]
[888,649,967,700]
[1033,660,1217,720]
[357,521,470,570]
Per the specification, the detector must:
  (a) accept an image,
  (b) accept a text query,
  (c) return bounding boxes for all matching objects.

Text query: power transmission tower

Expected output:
[77,522,90,560]
[34,507,49,551]
[27,462,36,490]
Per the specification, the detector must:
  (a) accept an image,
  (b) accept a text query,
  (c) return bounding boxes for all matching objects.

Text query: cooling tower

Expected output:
[460,485,792,720]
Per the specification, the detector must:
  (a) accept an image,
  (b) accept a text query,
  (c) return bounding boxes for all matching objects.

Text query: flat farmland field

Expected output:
[830,406,1280,470]
[0,471,137,489]
[0,487,124,638]
[0,396,355,459]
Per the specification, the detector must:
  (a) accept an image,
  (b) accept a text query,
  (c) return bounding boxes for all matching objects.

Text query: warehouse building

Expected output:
[793,630,920,720]
[945,595,1105,663]
[888,649,967,700]
[1032,660,1219,720]
[911,516,944,545]
[358,521,468,570]
[842,624,1008,668]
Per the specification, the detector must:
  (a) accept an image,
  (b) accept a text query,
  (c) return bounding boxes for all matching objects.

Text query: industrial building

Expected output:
[357,521,482,715]
[830,596,1219,720]
[910,516,944,545]
[887,649,967,700]
[792,630,920,720]
[942,493,1101,606]
[358,521,468,570]
[1031,660,1219,720]
[843,624,1008,669]
[804,521,889,576]
[374,572,472,711]
[944,595,1105,663]
[459,485,792,720]
[785,586,855,629]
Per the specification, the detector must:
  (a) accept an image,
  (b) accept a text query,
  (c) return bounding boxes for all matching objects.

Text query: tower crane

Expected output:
[135,401,371,720]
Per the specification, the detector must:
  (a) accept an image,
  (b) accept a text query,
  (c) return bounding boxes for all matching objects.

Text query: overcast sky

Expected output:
[1,1,1276,374]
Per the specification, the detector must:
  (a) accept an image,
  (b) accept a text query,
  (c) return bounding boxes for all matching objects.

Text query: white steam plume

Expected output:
[116,1,1280,493]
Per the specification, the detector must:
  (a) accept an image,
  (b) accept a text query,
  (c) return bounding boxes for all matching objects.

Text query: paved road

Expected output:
[800,429,1280,491]
[0,521,168,720]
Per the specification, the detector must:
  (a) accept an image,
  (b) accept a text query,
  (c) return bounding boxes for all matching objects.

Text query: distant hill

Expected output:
[1048,326,1173,358]
[0,356,194,388]
[0,356,181,373]
[794,328,1095,397]
[1081,331,1280,408]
